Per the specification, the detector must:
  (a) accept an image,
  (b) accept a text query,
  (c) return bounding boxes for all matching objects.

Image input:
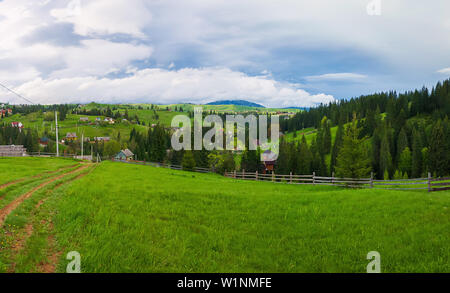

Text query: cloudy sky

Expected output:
[0,0,449,107]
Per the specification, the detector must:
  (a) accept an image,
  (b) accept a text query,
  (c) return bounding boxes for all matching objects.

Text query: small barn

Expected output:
[115,149,134,161]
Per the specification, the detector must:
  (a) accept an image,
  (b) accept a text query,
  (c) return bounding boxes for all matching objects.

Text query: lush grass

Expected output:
[284,126,339,146]
[1,158,448,273]
[44,161,450,273]
[0,157,76,185]
[0,164,93,272]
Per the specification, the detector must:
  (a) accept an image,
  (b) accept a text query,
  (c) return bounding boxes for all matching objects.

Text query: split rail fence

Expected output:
[224,170,449,192]
[111,159,449,193]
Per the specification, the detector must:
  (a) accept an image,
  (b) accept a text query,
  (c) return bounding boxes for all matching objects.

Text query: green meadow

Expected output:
[1,158,448,273]
[0,157,76,185]
[2,112,149,140]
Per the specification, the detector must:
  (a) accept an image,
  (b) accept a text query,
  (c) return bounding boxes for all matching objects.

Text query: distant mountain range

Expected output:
[206,100,265,108]
[283,106,309,110]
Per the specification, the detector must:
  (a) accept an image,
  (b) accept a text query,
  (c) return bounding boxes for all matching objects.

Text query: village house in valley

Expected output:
[0,145,26,157]
[115,149,134,161]
[0,108,12,117]
[39,137,49,147]
[65,132,78,141]
[11,122,24,132]
[261,150,277,173]
[93,137,111,143]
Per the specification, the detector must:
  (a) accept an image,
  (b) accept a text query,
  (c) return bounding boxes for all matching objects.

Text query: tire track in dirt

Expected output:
[6,223,33,273]
[36,164,96,209]
[36,164,97,273]
[0,164,88,227]
[0,179,25,190]
[37,223,61,273]
[6,164,96,273]
[0,164,78,192]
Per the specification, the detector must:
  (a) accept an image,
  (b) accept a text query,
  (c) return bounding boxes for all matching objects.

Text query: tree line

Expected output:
[278,79,450,179]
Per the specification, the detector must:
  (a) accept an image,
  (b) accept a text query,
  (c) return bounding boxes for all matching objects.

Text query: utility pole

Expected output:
[81,132,84,159]
[55,111,59,157]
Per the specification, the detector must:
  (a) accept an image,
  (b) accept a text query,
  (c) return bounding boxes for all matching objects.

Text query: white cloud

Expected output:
[50,0,152,38]
[50,39,153,78]
[6,68,334,107]
[305,73,368,82]
[437,67,450,74]
[1,0,450,106]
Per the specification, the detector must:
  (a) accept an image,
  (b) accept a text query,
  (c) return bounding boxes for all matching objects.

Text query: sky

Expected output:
[0,0,449,107]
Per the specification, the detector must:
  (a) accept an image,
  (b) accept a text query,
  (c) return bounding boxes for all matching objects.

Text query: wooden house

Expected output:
[66,132,78,141]
[115,149,134,161]
[261,150,277,173]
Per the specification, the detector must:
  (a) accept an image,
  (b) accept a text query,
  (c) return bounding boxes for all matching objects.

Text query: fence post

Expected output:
[234,170,236,179]
[428,172,432,192]
[370,172,374,188]
[255,170,258,181]
[332,172,335,185]
[242,169,245,179]
[272,171,275,182]
[313,172,316,185]
[290,172,292,184]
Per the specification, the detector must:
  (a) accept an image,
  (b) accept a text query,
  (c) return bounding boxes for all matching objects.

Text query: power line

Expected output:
[0,82,35,105]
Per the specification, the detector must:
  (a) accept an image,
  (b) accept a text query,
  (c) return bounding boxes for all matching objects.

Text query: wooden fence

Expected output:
[224,170,449,192]
[108,159,450,192]
[429,176,450,192]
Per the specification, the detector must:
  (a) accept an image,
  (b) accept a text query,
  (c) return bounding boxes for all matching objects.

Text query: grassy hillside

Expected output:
[2,112,148,140]
[80,102,301,115]
[1,158,448,273]
[0,157,76,185]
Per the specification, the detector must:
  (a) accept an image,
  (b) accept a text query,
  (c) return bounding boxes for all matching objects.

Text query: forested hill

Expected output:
[277,79,450,179]
[282,79,450,131]
[206,100,265,108]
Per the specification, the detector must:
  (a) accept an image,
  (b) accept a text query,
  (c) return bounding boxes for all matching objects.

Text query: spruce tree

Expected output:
[379,132,393,178]
[335,115,371,179]
[429,120,446,176]
[323,117,332,154]
[297,135,312,175]
[411,128,423,178]
[330,122,344,173]
[396,127,408,163]
[398,147,412,176]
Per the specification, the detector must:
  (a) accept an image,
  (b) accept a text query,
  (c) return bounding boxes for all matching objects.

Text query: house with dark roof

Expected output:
[39,137,49,147]
[261,150,278,173]
[115,149,134,161]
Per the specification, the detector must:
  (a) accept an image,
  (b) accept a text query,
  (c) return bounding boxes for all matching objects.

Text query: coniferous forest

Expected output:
[278,79,450,179]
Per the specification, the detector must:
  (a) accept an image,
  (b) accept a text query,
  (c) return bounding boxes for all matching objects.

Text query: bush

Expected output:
[182,151,196,171]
